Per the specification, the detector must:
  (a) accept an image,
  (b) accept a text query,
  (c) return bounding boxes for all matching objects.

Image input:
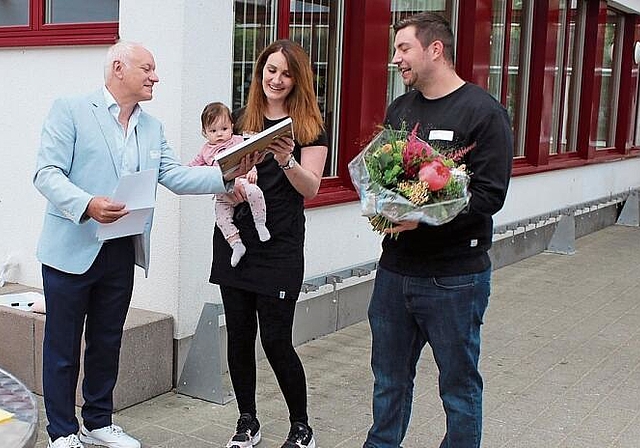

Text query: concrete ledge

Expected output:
[174,278,375,392]
[0,305,36,390]
[0,284,173,411]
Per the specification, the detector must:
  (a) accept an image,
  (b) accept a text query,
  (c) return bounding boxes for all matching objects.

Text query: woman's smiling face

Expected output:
[261,50,294,103]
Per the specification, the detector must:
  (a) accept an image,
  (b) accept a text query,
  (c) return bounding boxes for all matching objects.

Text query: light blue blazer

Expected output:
[34,90,226,275]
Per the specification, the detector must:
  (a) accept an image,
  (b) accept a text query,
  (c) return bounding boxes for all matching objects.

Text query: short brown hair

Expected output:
[201,102,233,131]
[394,12,455,64]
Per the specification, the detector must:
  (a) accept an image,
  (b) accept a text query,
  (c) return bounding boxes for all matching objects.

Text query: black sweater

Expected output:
[380,83,513,277]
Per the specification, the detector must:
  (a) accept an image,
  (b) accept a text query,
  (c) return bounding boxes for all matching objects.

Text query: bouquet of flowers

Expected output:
[348,124,474,238]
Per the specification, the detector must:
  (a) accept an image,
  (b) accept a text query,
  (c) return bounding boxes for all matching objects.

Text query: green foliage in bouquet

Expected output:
[363,127,407,189]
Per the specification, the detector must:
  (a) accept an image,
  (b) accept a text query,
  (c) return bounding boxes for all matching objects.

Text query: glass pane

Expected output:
[488,0,531,157]
[506,2,522,133]
[632,26,640,147]
[549,0,582,155]
[629,23,640,146]
[489,0,507,101]
[630,65,639,147]
[290,0,330,123]
[0,0,28,27]
[233,0,277,111]
[506,1,529,157]
[45,0,118,24]
[290,0,343,176]
[562,0,584,154]
[387,0,455,106]
[594,9,622,149]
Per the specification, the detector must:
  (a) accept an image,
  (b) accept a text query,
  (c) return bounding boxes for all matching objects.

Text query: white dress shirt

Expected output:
[103,87,141,175]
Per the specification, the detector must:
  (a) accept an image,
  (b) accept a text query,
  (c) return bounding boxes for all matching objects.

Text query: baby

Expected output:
[189,102,270,267]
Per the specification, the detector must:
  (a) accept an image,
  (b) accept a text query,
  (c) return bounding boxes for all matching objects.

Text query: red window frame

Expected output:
[303,0,640,207]
[0,0,118,47]
[458,0,639,177]
[302,0,391,208]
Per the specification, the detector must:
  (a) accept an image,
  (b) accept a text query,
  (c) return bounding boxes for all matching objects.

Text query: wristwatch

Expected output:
[279,155,296,170]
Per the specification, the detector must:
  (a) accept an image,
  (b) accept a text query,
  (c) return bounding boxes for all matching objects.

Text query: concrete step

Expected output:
[0,283,173,411]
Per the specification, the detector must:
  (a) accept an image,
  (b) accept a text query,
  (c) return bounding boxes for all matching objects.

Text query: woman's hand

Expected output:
[223,151,265,181]
[268,136,295,166]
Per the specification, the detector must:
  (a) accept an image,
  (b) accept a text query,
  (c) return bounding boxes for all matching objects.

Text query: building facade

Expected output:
[1,0,639,358]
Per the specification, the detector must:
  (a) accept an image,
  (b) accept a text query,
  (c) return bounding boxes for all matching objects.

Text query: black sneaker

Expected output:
[281,422,316,448]
[226,413,261,448]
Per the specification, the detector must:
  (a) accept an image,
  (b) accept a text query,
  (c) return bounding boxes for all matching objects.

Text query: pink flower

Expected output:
[418,158,451,191]
[402,123,434,178]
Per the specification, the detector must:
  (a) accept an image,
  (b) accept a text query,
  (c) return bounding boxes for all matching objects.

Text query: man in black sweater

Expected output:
[363,12,513,448]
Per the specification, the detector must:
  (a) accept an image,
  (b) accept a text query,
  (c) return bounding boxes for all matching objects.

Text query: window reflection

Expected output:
[549,0,582,155]
[633,30,640,147]
[45,0,119,24]
[594,9,623,149]
[0,0,28,27]
[489,0,529,157]
[489,0,506,101]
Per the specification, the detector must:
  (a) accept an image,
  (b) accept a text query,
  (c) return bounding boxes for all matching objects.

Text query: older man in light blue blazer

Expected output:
[33,41,257,448]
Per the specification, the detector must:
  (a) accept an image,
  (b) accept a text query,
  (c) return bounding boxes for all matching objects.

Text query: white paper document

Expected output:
[97,169,156,241]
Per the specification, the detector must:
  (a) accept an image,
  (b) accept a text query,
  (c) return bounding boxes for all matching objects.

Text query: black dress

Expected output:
[209,115,328,300]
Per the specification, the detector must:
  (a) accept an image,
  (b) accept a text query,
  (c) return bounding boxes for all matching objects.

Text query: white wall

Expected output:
[609,0,640,14]
[1,0,639,339]
[495,158,640,226]
[117,0,237,338]
[0,46,107,286]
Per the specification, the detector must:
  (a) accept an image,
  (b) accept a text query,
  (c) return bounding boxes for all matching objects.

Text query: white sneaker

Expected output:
[48,434,84,448]
[79,424,140,448]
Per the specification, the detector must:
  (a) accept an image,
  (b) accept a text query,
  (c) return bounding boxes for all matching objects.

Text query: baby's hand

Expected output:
[246,170,257,184]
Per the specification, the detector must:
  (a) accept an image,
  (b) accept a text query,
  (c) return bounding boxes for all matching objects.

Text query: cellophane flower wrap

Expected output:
[348,124,474,237]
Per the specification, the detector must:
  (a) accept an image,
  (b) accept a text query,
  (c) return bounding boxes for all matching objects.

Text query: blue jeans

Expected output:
[363,266,491,448]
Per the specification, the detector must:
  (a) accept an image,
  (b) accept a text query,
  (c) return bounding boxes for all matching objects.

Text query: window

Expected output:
[593,9,623,149]
[548,0,582,155]
[289,0,343,177]
[233,1,277,111]
[482,1,638,173]
[0,0,119,47]
[233,0,343,177]
[633,29,640,147]
[488,0,532,157]
[387,0,456,107]
[234,0,394,207]
[232,1,639,205]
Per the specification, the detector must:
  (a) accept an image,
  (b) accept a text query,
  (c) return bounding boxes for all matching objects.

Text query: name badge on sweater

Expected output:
[428,130,454,141]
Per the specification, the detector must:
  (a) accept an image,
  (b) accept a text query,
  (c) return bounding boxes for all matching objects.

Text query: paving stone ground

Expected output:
[34,225,640,447]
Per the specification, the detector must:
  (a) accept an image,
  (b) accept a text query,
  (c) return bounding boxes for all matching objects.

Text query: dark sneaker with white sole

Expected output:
[281,422,315,448]
[226,413,261,448]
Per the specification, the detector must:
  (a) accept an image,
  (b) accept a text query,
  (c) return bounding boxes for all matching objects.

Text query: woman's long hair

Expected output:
[239,39,324,145]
